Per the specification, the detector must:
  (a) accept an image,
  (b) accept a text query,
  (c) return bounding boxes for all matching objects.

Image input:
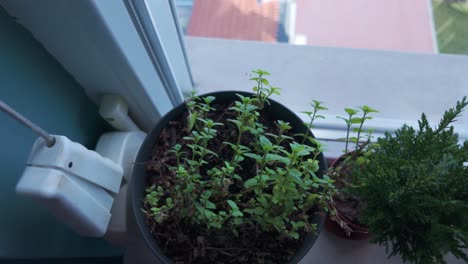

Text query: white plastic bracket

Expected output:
[95,131,147,183]
[15,130,146,240]
[16,135,123,237]
[99,94,140,131]
[96,131,146,245]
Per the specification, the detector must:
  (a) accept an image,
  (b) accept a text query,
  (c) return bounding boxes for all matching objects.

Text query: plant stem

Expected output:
[301,110,316,144]
[345,123,351,154]
[257,149,270,195]
[256,74,263,98]
[233,126,243,163]
[355,112,367,150]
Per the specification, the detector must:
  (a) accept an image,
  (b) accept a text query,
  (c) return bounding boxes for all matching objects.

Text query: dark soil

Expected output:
[144,101,317,263]
[330,156,365,225]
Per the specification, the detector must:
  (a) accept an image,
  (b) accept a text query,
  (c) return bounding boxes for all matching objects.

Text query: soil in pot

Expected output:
[326,154,369,240]
[143,96,324,263]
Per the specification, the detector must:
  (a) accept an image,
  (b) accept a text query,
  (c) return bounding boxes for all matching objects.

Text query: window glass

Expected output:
[172,0,468,134]
[175,0,468,55]
[433,0,468,55]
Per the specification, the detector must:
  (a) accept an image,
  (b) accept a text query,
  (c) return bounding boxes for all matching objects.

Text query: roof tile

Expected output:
[187,0,279,42]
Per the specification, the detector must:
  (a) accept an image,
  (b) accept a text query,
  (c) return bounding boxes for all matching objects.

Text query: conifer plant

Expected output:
[352,97,468,263]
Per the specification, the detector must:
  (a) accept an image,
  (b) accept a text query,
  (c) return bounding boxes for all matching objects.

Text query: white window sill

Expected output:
[185,36,468,159]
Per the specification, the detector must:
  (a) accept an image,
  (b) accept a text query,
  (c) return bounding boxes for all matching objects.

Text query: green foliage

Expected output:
[353,97,468,264]
[250,69,281,109]
[144,70,334,240]
[325,105,379,235]
[300,100,328,146]
[433,0,468,55]
[336,105,378,155]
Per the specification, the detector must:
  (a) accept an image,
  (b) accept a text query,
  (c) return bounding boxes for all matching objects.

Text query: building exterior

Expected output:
[182,0,437,53]
[295,0,436,53]
[187,0,279,42]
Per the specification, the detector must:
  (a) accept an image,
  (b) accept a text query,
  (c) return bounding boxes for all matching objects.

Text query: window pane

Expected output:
[175,0,468,55]
[174,0,468,157]
[433,0,468,55]
[176,0,283,43]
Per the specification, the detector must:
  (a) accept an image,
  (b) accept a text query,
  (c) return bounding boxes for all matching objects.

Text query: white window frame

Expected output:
[124,0,194,101]
[1,0,192,132]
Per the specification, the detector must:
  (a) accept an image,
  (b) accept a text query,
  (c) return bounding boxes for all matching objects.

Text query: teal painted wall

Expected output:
[0,7,121,258]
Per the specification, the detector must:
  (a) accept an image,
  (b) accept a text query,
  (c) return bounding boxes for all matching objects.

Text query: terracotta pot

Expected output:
[325,155,370,240]
[325,210,370,240]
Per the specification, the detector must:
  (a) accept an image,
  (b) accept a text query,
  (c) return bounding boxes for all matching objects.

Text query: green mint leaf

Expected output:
[244,178,258,188]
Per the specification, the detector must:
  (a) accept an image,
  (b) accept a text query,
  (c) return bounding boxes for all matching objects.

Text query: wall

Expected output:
[295,0,436,53]
[0,6,120,258]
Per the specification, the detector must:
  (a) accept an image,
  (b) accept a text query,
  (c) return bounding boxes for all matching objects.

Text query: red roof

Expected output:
[187,0,279,42]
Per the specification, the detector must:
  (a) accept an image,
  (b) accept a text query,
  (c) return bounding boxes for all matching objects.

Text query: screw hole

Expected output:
[68,162,73,168]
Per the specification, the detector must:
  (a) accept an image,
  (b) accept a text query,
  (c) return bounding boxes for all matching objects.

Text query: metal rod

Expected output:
[0,101,55,147]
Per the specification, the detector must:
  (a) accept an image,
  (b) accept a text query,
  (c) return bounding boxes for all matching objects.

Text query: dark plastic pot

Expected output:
[325,155,370,240]
[131,91,328,263]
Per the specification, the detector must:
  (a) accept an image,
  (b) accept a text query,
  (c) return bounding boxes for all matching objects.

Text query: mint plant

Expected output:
[142,70,334,262]
[336,105,378,157]
[301,100,328,145]
[326,105,379,236]
[352,97,468,264]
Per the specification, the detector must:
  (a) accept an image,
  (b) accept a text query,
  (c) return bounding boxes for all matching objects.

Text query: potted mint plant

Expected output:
[351,97,468,263]
[131,70,335,263]
[324,106,379,240]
